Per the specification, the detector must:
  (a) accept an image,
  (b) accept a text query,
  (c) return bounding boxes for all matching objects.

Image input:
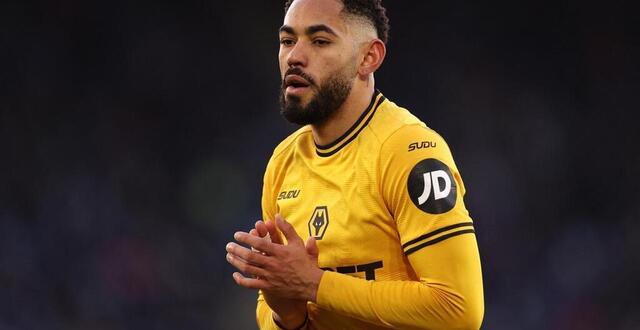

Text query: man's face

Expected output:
[278,0,359,126]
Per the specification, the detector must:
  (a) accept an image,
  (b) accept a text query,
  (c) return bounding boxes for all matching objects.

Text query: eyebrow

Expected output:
[279,24,339,37]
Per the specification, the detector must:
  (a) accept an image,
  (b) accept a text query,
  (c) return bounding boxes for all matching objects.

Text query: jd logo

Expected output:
[407,159,457,214]
[308,206,329,240]
[418,170,451,205]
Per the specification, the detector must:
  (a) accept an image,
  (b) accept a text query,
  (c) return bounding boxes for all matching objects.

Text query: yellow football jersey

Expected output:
[257,91,484,329]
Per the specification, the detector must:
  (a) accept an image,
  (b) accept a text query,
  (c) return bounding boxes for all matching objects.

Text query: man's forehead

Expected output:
[283,0,346,33]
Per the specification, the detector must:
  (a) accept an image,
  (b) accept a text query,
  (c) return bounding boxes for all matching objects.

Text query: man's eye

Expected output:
[313,39,330,46]
[280,39,295,46]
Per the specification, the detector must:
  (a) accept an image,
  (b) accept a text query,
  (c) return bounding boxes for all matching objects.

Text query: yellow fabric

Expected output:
[256,297,284,330]
[257,92,484,329]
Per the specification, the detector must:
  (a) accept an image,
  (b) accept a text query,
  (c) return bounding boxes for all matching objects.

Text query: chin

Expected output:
[286,90,313,105]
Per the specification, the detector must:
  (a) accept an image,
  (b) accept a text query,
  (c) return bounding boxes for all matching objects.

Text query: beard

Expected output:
[279,67,353,126]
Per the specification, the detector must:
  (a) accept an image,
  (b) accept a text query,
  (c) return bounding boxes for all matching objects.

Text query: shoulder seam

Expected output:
[375,122,445,218]
[375,122,423,215]
[379,122,432,154]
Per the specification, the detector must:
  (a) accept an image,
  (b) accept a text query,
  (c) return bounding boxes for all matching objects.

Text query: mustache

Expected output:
[282,67,317,87]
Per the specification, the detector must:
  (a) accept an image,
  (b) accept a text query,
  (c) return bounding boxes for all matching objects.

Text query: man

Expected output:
[225,0,484,328]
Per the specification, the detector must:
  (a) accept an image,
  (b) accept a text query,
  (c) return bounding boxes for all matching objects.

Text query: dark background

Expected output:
[1,0,638,329]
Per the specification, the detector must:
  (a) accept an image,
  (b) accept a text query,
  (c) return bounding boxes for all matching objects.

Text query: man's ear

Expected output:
[358,39,386,76]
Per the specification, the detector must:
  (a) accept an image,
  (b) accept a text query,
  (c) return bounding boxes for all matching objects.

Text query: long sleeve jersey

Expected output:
[257,91,484,329]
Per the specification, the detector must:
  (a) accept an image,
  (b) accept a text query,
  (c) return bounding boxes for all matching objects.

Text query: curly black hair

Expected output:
[284,0,390,44]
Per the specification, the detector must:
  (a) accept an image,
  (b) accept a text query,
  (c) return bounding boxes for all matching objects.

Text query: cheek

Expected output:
[315,52,342,72]
[318,53,353,78]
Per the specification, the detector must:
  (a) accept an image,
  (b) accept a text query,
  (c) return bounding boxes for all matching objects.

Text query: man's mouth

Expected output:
[285,75,311,94]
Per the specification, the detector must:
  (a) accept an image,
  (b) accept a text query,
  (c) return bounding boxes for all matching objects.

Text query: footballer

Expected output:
[226,0,484,329]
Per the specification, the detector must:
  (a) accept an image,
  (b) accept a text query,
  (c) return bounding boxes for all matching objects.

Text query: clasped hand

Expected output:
[226,214,324,302]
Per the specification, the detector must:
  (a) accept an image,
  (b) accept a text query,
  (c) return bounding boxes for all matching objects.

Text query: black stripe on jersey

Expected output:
[336,265,357,273]
[404,229,476,256]
[402,222,474,250]
[315,92,386,157]
[316,90,380,151]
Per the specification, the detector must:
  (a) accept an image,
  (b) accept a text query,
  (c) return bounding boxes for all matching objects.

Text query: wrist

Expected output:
[307,268,325,302]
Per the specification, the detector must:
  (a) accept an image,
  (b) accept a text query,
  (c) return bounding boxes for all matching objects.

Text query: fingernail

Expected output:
[234,232,241,240]
[226,253,232,262]
[226,243,233,251]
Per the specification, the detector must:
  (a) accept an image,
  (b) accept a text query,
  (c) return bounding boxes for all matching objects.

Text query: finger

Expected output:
[264,220,283,244]
[249,228,270,255]
[226,242,270,266]
[232,272,271,290]
[275,214,303,246]
[226,253,269,278]
[248,232,267,255]
[255,220,269,238]
[234,231,279,255]
[305,236,319,258]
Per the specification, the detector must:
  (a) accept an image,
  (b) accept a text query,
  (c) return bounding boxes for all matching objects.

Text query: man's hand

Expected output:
[226,214,323,301]
[248,218,308,328]
[227,214,322,328]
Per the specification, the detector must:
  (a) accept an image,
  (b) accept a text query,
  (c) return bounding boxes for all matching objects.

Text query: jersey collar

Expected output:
[315,90,386,157]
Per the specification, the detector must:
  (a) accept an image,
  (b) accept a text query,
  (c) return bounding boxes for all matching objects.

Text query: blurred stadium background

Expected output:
[1,0,638,329]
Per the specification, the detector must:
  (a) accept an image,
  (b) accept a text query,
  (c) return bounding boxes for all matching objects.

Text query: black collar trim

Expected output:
[315,91,385,157]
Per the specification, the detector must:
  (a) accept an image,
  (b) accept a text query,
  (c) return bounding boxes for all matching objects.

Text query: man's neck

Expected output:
[311,84,375,146]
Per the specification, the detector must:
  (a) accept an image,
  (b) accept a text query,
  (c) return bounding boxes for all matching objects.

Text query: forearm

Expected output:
[316,234,484,330]
[316,271,483,330]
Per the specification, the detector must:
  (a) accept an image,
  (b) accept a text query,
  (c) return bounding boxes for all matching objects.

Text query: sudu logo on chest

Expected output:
[277,189,300,200]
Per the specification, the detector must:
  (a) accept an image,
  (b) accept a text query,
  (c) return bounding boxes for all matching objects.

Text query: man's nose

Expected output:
[286,42,308,68]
